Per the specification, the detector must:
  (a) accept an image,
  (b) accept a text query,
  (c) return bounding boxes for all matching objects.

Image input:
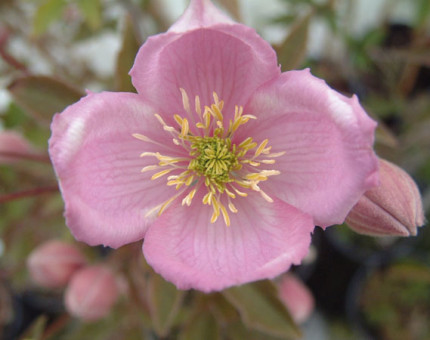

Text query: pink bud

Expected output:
[278,273,315,324]
[0,131,33,164]
[64,265,119,321]
[27,240,86,288]
[346,159,425,237]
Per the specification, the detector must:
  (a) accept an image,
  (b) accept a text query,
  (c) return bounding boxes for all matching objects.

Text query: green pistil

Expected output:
[188,136,240,187]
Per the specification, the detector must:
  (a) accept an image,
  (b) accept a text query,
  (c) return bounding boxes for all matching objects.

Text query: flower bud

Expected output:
[278,273,315,324]
[346,159,425,237]
[27,240,86,288]
[64,265,119,321]
[0,131,33,164]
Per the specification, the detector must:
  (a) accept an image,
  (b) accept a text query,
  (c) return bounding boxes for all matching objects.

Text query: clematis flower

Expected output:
[48,0,379,292]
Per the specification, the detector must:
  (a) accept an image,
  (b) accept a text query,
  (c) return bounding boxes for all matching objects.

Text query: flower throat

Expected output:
[133,89,284,226]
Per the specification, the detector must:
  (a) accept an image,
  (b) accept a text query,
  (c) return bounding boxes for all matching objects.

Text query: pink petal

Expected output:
[49,92,184,248]
[169,0,235,32]
[143,193,314,292]
[243,69,379,227]
[130,27,279,122]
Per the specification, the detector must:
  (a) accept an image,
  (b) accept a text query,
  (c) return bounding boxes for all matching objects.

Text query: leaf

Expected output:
[178,312,221,340]
[115,15,140,92]
[76,0,102,30]
[375,123,399,148]
[33,0,67,36]
[222,280,301,339]
[276,11,313,71]
[1,102,27,128]
[19,315,48,340]
[207,293,241,325]
[146,273,185,337]
[225,321,285,340]
[7,76,84,122]
[416,0,430,28]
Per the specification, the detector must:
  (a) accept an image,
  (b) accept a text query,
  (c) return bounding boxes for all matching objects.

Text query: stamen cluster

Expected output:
[133,89,284,226]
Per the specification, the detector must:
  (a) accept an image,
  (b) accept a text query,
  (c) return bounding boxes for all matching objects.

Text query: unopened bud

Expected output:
[65,265,119,321]
[27,240,86,288]
[0,131,33,164]
[278,273,315,324]
[346,159,425,237]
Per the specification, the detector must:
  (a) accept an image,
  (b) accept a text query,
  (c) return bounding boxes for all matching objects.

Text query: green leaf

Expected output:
[19,315,48,340]
[207,293,241,325]
[225,321,285,340]
[76,0,102,30]
[115,15,140,92]
[222,280,301,339]
[1,102,27,128]
[146,273,185,337]
[33,0,67,36]
[276,11,313,71]
[178,312,221,340]
[375,123,399,148]
[7,76,84,122]
[416,0,430,28]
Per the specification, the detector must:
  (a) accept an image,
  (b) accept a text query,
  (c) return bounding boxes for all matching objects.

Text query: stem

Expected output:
[0,28,28,73]
[0,185,59,204]
[0,151,51,163]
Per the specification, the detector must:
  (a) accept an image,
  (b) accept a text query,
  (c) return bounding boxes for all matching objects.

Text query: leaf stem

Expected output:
[0,185,59,204]
[0,151,51,163]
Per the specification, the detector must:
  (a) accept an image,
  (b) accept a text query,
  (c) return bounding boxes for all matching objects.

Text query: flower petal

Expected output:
[169,0,234,32]
[49,92,183,248]
[142,193,314,292]
[130,26,279,121]
[243,69,379,227]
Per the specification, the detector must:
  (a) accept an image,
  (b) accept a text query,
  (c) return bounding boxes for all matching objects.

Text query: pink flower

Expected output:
[48,0,378,291]
[64,265,119,321]
[27,240,86,288]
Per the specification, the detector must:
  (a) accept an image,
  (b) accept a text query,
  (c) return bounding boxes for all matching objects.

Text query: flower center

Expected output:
[189,136,239,190]
[133,89,284,226]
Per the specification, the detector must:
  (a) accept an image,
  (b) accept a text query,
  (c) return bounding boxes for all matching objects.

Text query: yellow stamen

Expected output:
[220,203,231,226]
[228,202,238,213]
[180,88,191,115]
[174,114,183,127]
[133,133,151,142]
[255,139,269,157]
[141,165,159,173]
[182,188,197,206]
[151,169,173,180]
[210,197,220,223]
[261,159,276,164]
[259,189,274,203]
[180,118,189,137]
[158,193,181,216]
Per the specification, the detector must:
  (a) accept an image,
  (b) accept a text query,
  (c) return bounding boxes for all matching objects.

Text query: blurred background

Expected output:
[0,0,429,339]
